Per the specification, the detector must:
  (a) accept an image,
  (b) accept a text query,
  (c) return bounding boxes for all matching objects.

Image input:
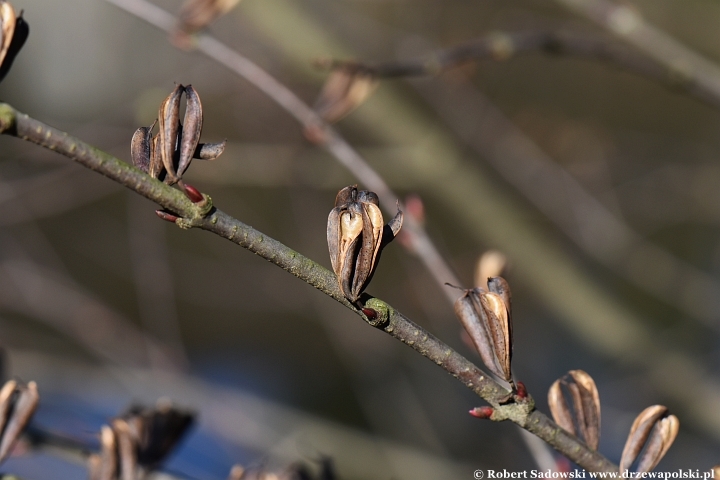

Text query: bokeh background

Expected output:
[0,0,718,477]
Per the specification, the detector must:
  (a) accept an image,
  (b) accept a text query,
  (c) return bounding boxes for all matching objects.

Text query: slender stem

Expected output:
[0,104,618,472]
[324,28,720,109]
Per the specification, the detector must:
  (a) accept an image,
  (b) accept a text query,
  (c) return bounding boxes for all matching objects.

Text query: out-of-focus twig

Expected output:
[411,76,720,328]
[555,0,720,106]
[321,28,720,109]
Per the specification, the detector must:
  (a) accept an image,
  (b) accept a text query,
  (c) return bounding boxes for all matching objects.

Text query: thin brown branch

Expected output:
[0,103,617,472]
[324,29,720,110]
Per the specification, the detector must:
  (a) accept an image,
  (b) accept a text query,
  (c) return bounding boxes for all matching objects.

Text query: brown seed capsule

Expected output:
[454,288,501,378]
[92,425,118,480]
[177,85,203,178]
[158,84,184,184]
[131,124,154,174]
[0,380,38,464]
[620,405,679,473]
[112,418,138,480]
[327,185,402,302]
[314,66,378,124]
[453,278,513,383]
[0,1,27,84]
[133,86,223,186]
[548,370,601,450]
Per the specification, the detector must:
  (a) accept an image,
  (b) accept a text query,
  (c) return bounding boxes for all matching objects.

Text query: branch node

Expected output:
[361,297,391,328]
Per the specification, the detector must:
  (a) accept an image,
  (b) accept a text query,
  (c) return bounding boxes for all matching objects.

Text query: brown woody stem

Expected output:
[0,103,617,472]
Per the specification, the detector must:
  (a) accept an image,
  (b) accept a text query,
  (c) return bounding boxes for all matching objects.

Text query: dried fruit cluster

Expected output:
[131,84,226,188]
[89,400,195,480]
[327,185,403,304]
[548,369,679,472]
[0,379,38,464]
[454,277,514,387]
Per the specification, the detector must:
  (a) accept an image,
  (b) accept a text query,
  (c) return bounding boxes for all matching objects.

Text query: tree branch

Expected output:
[324,29,720,110]
[0,103,617,472]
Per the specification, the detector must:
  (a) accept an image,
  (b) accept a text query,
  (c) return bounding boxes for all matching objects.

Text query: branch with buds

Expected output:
[311,28,720,124]
[0,99,619,471]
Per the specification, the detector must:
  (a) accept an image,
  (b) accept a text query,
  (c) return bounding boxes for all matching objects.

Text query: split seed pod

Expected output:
[88,425,118,480]
[89,400,195,480]
[0,1,28,84]
[314,66,378,124]
[548,370,601,450]
[453,277,513,383]
[131,86,225,184]
[0,380,39,464]
[620,405,679,473]
[327,185,403,303]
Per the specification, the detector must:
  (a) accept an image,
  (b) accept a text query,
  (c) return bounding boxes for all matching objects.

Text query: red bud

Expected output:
[361,308,377,320]
[469,406,494,419]
[515,381,527,399]
[155,210,179,223]
[182,183,204,203]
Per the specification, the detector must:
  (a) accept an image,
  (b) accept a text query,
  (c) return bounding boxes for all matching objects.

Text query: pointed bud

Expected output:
[155,210,180,223]
[314,66,378,123]
[327,185,402,302]
[469,406,494,419]
[620,405,678,473]
[515,381,527,400]
[181,182,204,203]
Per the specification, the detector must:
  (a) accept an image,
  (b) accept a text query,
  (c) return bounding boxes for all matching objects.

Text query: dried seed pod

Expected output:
[121,399,195,468]
[480,291,512,381]
[132,86,223,186]
[158,84,184,184]
[177,85,203,177]
[88,425,118,480]
[0,1,27,84]
[314,66,378,124]
[548,370,601,450]
[112,418,138,480]
[130,124,154,174]
[453,278,513,383]
[620,405,678,473]
[0,380,39,463]
[327,185,402,302]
